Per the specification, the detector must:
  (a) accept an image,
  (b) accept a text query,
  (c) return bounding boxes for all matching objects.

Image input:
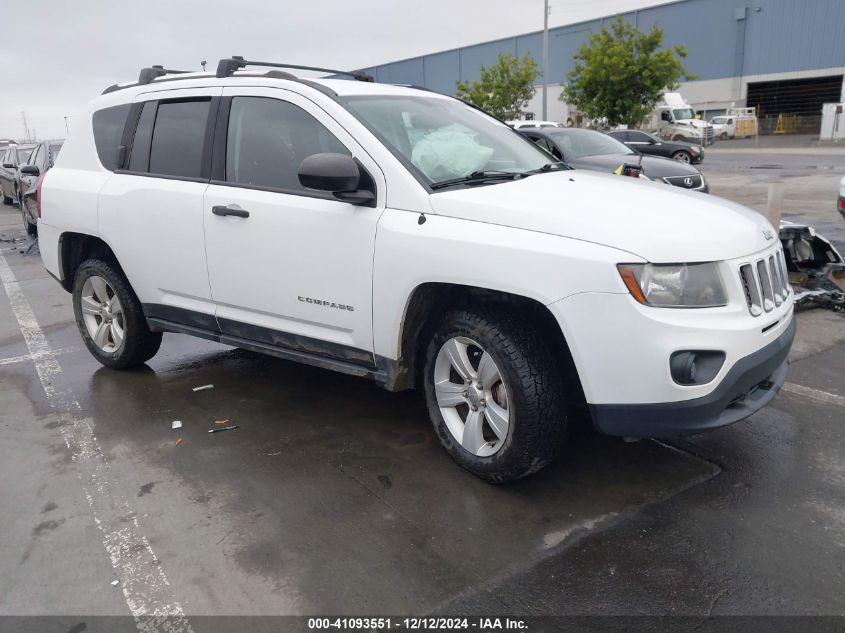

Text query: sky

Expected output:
[0,0,671,139]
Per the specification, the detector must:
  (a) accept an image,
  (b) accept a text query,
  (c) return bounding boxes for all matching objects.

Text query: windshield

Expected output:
[341,96,554,186]
[547,129,634,158]
[673,108,695,120]
[17,148,34,163]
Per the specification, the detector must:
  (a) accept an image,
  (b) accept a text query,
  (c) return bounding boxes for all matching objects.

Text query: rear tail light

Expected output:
[35,172,46,218]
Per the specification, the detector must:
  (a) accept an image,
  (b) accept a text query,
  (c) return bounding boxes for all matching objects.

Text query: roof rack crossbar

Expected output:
[138,65,192,85]
[216,57,374,82]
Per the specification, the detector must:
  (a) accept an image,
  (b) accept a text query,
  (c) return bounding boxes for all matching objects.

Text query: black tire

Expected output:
[720,132,728,141]
[1,184,11,205]
[72,258,162,369]
[423,307,568,483]
[672,150,692,163]
[672,135,685,142]
[22,208,37,237]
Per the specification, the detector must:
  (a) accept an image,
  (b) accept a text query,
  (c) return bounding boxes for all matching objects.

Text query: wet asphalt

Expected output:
[0,149,843,623]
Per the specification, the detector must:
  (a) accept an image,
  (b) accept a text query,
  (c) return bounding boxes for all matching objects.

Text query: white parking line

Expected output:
[0,346,79,366]
[782,382,845,408]
[0,251,193,631]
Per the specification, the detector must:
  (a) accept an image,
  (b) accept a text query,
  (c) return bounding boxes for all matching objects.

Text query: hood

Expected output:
[678,118,712,129]
[570,153,700,179]
[428,170,775,262]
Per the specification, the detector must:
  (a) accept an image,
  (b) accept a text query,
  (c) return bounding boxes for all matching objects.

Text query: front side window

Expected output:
[225,96,349,192]
[148,99,210,178]
[342,96,553,186]
[629,131,651,142]
[17,147,34,164]
[29,145,42,169]
[93,104,131,171]
[673,108,695,120]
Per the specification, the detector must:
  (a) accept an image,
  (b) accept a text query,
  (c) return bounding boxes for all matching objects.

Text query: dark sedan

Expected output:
[19,139,63,237]
[607,129,703,164]
[0,143,36,204]
[519,128,708,193]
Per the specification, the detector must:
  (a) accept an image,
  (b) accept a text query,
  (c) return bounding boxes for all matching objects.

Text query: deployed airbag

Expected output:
[411,125,494,181]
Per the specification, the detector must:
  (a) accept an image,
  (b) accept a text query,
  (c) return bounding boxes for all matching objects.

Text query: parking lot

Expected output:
[0,144,844,625]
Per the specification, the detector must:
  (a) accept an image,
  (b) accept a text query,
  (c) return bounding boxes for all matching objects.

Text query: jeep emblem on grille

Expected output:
[683,177,693,186]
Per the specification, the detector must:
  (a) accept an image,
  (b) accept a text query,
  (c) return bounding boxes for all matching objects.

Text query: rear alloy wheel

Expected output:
[80,275,126,353]
[73,259,162,369]
[672,151,692,163]
[424,308,568,482]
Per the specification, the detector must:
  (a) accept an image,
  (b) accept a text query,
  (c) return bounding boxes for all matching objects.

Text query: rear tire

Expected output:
[423,308,568,483]
[720,132,728,140]
[72,259,162,369]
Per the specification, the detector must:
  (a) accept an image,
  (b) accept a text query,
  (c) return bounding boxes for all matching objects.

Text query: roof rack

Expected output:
[216,56,374,82]
[138,65,192,85]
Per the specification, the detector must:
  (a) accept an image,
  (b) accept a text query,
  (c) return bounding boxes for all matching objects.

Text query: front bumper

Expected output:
[589,316,794,437]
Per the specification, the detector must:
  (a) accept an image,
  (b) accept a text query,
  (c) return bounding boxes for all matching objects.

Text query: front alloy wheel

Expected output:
[80,275,125,352]
[434,337,510,457]
[423,308,569,482]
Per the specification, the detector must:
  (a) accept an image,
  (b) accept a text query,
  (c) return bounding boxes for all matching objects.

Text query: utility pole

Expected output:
[21,111,31,142]
[542,0,549,121]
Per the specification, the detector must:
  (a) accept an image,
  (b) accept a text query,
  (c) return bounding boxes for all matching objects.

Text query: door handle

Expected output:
[212,205,249,218]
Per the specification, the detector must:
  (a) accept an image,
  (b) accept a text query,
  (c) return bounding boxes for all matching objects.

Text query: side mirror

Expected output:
[2,162,14,169]
[298,153,374,205]
[19,165,40,176]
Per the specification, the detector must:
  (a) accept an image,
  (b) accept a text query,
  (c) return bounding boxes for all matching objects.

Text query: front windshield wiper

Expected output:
[522,161,571,174]
[430,170,525,191]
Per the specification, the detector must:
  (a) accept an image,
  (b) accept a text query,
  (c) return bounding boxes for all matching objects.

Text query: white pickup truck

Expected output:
[36,59,794,482]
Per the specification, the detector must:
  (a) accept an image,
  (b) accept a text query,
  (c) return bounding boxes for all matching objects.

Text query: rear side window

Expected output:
[92,104,131,171]
[128,101,156,172]
[148,99,210,178]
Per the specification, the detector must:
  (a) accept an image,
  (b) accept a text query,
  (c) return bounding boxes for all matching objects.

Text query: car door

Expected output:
[203,87,386,366]
[19,143,44,197]
[98,88,222,322]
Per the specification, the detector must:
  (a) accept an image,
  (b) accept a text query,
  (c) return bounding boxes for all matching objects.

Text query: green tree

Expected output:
[562,17,696,127]
[456,52,540,120]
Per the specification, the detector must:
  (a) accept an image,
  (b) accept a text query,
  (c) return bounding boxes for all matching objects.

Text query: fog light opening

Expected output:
[670,350,725,386]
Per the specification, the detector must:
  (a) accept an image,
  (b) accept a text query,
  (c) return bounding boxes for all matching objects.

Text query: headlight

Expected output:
[617,262,727,307]
[691,145,702,154]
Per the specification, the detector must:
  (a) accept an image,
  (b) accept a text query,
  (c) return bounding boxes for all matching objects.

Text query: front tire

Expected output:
[72,259,162,369]
[720,132,728,140]
[423,308,568,483]
[21,208,37,237]
[672,150,692,163]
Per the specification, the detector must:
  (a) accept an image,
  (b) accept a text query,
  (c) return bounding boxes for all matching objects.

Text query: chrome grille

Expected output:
[739,249,790,316]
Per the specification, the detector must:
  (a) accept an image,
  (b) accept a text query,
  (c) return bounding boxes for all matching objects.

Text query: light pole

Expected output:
[542,0,549,120]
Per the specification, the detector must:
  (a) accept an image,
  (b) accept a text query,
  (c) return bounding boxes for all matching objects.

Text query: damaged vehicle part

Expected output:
[779,222,845,311]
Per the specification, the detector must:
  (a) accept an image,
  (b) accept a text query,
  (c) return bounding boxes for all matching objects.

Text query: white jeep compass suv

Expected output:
[38,58,794,482]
